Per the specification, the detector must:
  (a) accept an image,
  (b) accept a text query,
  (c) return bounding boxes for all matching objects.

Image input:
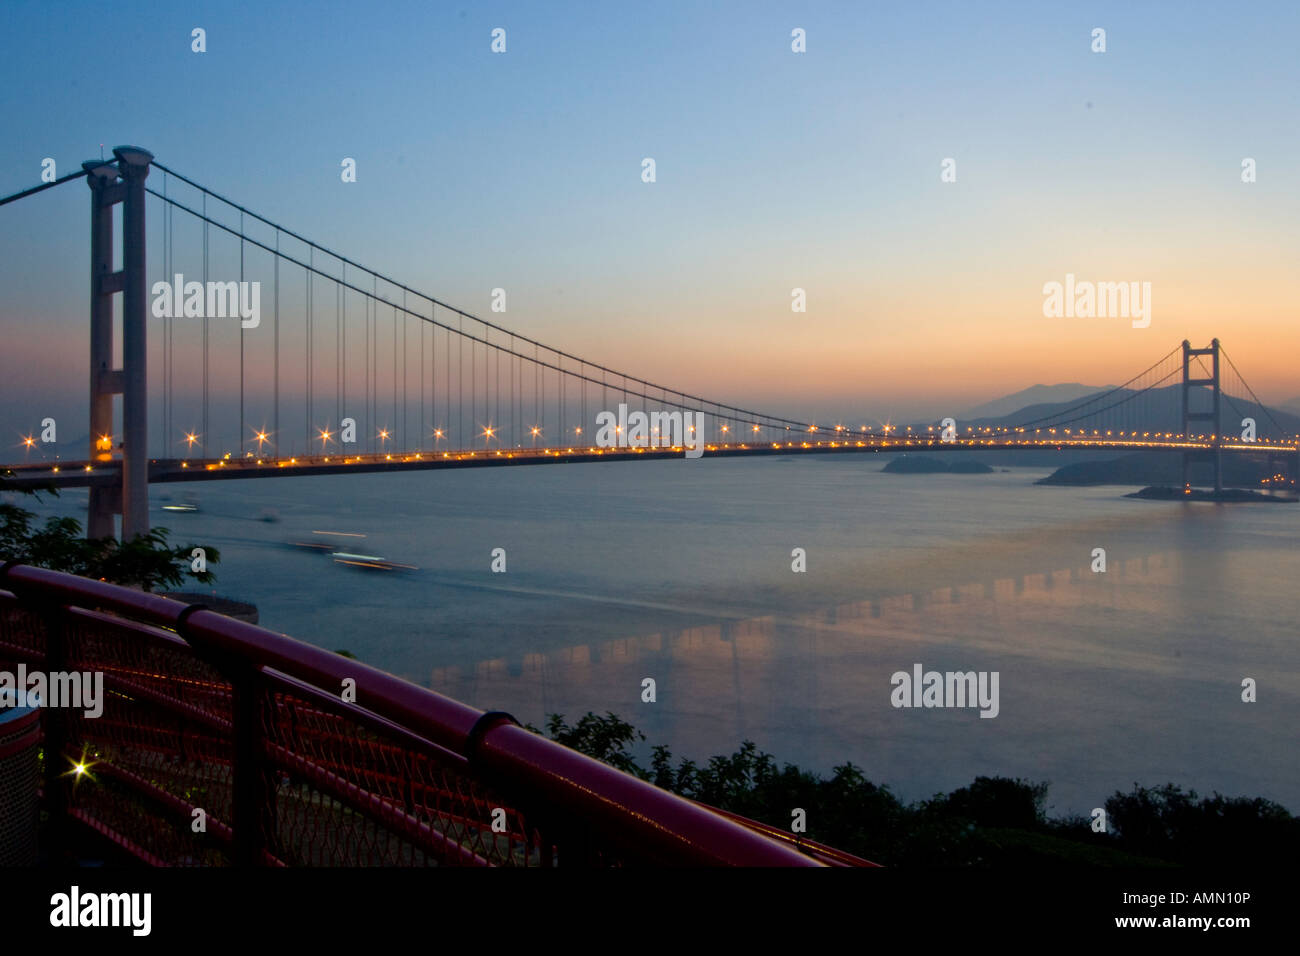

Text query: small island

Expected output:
[883,457,994,474]
[1036,450,1296,491]
[1125,486,1297,503]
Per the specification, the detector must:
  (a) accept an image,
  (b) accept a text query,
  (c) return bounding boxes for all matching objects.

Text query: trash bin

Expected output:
[0,703,41,866]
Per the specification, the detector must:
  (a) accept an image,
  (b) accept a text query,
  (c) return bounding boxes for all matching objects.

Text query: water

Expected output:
[21,456,1300,816]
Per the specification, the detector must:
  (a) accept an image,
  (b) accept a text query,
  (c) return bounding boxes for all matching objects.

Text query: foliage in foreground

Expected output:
[538,711,1299,867]
[0,470,218,592]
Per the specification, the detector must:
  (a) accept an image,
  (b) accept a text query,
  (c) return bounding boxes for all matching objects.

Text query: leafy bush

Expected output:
[1,469,218,591]
[540,711,1298,867]
[1106,783,1300,865]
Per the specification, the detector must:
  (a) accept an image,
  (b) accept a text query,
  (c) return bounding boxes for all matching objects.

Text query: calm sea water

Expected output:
[22,456,1300,816]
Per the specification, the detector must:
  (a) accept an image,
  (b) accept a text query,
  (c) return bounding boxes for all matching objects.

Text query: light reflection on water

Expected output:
[23,455,1299,814]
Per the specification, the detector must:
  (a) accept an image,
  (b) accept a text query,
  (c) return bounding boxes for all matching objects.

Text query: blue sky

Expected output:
[2,0,1297,444]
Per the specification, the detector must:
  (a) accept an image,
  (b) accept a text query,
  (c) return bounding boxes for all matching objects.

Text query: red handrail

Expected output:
[0,563,840,866]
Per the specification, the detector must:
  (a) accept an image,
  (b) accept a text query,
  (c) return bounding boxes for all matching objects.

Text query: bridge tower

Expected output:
[1181,338,1221,494]
[84,146,153,540]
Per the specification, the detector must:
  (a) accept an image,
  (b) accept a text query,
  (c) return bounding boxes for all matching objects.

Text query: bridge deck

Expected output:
[3,436,1294,490]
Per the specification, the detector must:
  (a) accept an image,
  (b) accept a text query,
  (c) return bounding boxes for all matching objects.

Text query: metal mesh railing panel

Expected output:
[61,609,235,865]
[259,683,551,866]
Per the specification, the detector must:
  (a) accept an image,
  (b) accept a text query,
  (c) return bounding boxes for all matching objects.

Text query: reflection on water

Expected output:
[439,545,1297,816]
[19,456,1299,814]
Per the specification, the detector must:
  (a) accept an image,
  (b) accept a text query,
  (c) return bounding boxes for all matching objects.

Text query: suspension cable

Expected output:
[0,168,90,208]
[1012,345,1182,429]
[1221,346,1289,437]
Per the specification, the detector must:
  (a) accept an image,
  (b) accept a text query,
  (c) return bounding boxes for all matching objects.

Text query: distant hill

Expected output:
[961,384,1114,421]
[959,384,1300,439]
[1278,396,1300,416]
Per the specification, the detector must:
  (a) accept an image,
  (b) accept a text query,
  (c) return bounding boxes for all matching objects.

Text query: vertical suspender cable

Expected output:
[274,230,280,455]
[402,290,407,451]
[392,300,398,450]
[435,316,440,445]
[444,322,450,445]
[161,172,169,453]
[168,197,175,454]
[458,316,463,449]
[421,310,425,450]
[159,174,166,453]
[337,272,342,435]
[340,267,346,437]
[239,211,245,456]
[370,275,376,453]
[202,193,209,456]
[478,327,483,445]
[307,251,312,452]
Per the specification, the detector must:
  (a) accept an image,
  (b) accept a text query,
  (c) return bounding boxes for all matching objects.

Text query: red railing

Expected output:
[0,563,869,866]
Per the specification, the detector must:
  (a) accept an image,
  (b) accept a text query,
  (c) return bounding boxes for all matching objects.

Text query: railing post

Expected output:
[556,814,596,867]
[37,597,71,862]
[522,800,587,867]
[229,663,274,865]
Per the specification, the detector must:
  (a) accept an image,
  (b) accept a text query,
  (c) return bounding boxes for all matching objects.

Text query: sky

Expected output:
[1,0,1298,442]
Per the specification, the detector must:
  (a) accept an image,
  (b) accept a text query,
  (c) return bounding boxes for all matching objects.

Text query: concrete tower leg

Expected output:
[83,147,153,540]
[115,147,153,541]
[85,160,120,539]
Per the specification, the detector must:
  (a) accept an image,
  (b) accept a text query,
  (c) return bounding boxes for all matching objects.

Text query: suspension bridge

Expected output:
[2,147,1296,538]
